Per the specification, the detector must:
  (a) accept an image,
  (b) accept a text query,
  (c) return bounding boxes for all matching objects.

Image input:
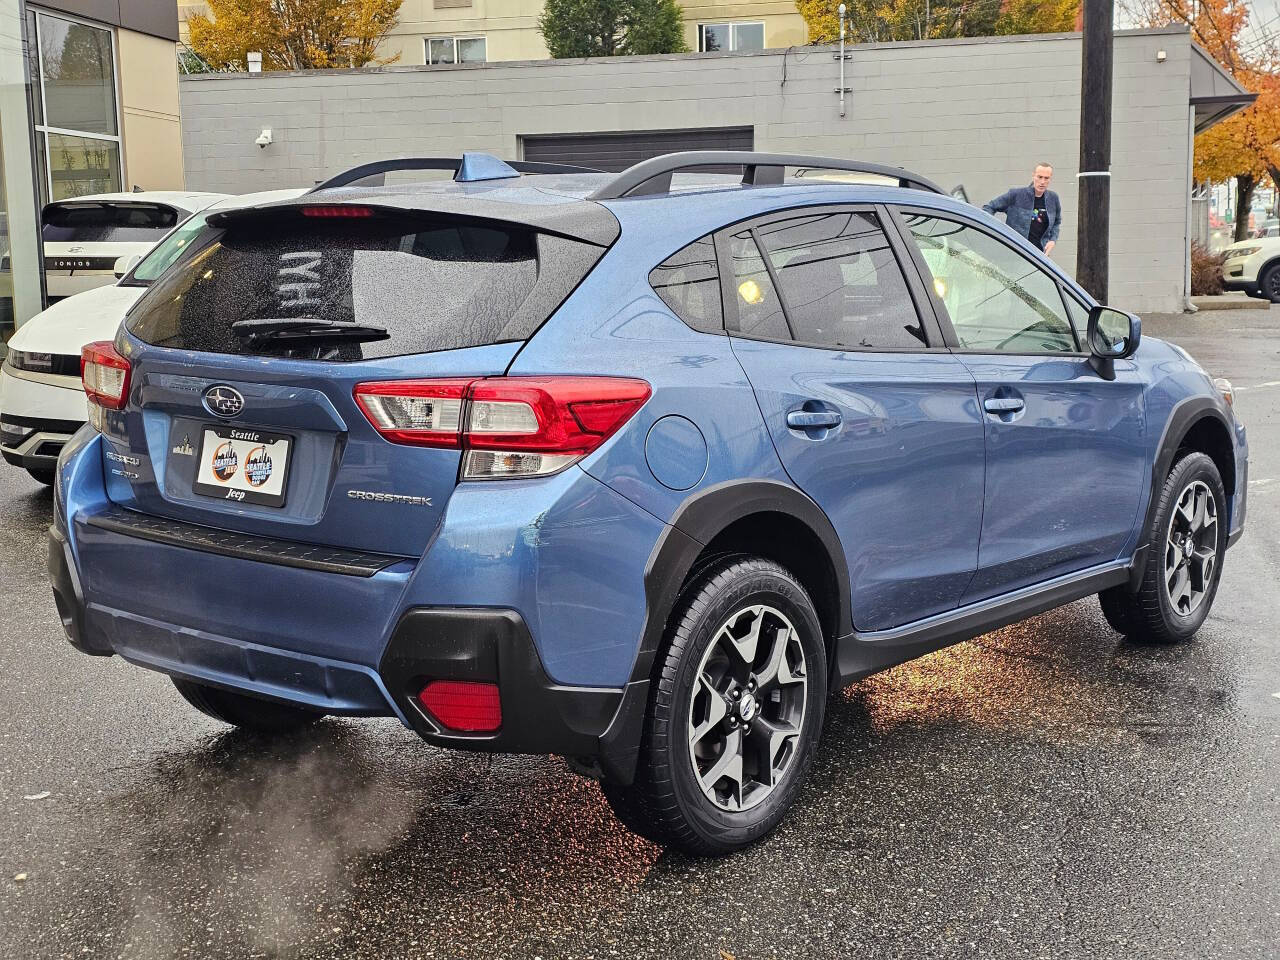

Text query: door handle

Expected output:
[787,410,842,429]
[983,397,1025,414]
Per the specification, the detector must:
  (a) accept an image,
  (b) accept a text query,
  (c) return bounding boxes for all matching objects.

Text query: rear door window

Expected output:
[124,210,604,359]
[752,211,927,349]
[42,202,183,243]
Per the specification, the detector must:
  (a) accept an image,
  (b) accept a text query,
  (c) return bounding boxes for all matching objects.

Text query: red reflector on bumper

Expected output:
[418,680,502,732]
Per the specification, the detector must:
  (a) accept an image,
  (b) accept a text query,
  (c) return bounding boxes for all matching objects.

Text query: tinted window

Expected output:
[649,235,723,333]
[726,229,789,340]
[903,214,1077,353]
[42,202,181,243]
[125,213,601,360]
[754,211,926,349]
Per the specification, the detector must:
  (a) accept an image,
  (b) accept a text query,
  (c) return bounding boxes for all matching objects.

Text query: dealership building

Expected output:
[1,0,185,340]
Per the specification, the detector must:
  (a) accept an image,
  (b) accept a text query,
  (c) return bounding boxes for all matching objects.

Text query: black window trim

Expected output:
[713,202,947,355]
[886,203,1090,359]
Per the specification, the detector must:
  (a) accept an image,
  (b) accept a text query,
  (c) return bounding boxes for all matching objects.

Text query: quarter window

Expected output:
[750,211,927,350]
[902,214,1077,354]
[426,36,487,64]
[698,22,765,52]
[1063,294,1091,342]
[649,236,723,334]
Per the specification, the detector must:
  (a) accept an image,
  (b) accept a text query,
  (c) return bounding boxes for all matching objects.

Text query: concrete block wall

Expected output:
[180,27,1194,312]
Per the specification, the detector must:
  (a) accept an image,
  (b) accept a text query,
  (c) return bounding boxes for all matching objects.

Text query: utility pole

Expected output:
[1077,0,1113,302]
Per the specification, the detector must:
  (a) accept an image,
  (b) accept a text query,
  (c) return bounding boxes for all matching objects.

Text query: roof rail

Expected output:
[586,151,944,201]
[311,155,604,193]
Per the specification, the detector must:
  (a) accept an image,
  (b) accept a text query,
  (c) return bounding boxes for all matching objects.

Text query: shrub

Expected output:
[1190,242,1226,296]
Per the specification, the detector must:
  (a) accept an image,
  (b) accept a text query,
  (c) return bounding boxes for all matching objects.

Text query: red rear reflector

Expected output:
[81,340,131,411]
[418,680,502,732]
[300,205,373,218]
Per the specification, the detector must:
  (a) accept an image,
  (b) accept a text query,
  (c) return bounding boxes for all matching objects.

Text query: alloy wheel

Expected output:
[687,604,807,812]
[1164,479,1218,617]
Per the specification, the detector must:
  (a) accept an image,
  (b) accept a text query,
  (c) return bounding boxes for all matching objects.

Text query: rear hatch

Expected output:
[97,200,611,558]
[43,200,184,275]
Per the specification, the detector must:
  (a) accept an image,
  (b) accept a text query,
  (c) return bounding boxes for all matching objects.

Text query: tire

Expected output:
[26,467,55,486]
[601,556,828,856]
[1098,451,1227,643]
[1260,262,1280,303]
[172,677,324,733]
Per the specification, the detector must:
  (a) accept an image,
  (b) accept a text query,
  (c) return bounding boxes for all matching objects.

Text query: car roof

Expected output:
[235,171,951,249]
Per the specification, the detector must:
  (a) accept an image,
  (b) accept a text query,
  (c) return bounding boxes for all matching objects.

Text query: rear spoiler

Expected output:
[205,196,621,248]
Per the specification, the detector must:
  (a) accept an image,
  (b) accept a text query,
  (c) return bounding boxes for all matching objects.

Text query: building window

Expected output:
[27,10,123,203]
[425,36,487,65]
[698,23,765,52]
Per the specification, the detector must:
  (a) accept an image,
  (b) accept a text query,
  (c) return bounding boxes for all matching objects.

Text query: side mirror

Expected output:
[1086,306,1141,380]
[113,254,141,279]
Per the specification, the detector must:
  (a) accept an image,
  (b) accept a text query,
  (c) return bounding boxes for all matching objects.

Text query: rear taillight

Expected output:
[81,341,131,418]
[353,376,651,479]
[418,680,502,732]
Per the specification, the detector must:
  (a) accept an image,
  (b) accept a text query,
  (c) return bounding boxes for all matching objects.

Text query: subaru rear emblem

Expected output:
[203,385,245,419]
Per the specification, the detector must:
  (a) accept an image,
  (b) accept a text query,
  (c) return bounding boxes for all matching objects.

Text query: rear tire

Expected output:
[1098,452,1227,644]
[26,467,55,486]
[172,678,324,733]
[601,556,827,856]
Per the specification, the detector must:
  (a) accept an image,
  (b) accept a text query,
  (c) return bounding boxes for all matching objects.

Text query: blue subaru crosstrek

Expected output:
[49,152,1247,854]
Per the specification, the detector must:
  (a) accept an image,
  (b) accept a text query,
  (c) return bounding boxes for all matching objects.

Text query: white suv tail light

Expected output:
[353,376,651,479]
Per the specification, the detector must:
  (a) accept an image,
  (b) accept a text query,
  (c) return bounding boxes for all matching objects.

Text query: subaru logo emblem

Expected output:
[203,385,245,419]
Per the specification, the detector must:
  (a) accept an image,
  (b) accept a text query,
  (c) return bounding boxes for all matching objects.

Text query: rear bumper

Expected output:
[49,432,654,779]
[48,519,647,774]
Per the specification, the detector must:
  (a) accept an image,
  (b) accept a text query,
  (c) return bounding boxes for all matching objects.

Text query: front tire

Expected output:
[1259,262,1280,303]
[1099,451,1227,643]
[172,678,324,733]
[602,556,827,855]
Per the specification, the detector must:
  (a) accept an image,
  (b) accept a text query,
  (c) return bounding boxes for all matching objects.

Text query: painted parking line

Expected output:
[1234,380,1280,392]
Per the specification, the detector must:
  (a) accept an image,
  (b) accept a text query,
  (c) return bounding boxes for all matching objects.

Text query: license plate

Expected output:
[192,426,292,507]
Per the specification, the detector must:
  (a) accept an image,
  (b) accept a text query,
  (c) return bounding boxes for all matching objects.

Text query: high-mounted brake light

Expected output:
[81,340,131,414]
[353,376,651,479]
[300,205,374,218]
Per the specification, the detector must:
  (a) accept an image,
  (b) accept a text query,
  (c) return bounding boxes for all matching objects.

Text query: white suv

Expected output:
[2,189,302,484]
[41,192,227,302]
[1221,235,1280,302]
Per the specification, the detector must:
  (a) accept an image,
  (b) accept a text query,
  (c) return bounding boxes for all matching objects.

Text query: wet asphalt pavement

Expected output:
[2,308,1278,960]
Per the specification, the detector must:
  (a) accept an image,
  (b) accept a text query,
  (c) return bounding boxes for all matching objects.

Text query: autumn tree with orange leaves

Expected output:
[1124,0,1280,240]
[188,0,403,72]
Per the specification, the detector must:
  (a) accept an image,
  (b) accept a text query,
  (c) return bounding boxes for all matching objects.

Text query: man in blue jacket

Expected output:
[984,163,1061,255]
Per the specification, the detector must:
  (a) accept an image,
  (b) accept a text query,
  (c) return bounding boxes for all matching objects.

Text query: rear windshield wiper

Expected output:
[230,317,390,345]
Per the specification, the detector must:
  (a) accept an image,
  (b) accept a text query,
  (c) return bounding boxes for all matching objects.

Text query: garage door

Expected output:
[521,127,754,172]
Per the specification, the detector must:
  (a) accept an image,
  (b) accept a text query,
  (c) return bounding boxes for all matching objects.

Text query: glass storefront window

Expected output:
[30,11,121,201]
[46,132,121,200]
[39,16,118,136]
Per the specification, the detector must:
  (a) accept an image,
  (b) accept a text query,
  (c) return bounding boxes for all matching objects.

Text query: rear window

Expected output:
[124,212,603,360]
[42,202,183,243]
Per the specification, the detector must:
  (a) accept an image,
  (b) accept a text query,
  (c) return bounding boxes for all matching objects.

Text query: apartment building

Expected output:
[177,0,809,66]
